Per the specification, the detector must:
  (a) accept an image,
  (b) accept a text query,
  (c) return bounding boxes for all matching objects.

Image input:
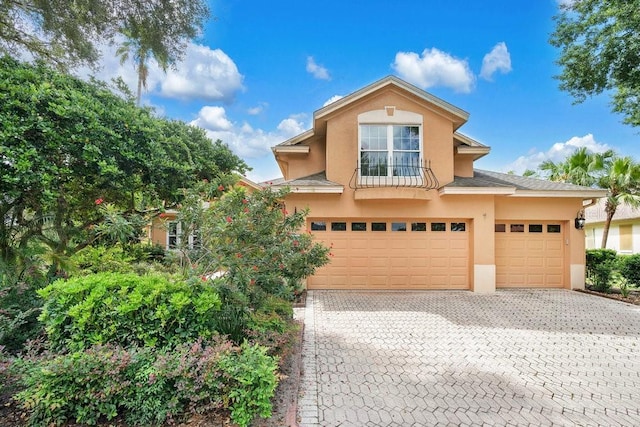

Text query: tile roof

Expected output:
[448,169,605,192]
[269,171,342,188]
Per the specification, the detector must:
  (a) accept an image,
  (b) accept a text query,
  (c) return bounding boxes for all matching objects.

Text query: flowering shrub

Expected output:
[15,339,276,427]
[38,272,221,351]
[184,186,329,308]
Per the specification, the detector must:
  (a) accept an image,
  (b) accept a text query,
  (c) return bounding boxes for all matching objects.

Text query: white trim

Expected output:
[357,113,424,184]
[272,185,343,194]
[273,145,310,154]
[315,76,469,124]
[440,187,516,195]
[510,190,608,198]
[275,129,314,147]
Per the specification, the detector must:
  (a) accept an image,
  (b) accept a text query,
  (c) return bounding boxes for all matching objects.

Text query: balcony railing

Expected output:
[349,160,439,190]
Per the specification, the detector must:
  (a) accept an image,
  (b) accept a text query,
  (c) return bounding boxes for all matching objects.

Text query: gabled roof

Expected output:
[274,75,470,151]
[267,171,343,194]
[441,169,608,198]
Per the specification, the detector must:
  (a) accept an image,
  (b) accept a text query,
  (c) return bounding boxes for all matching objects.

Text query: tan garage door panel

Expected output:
[496,222,565,288]
[308,219,469,290]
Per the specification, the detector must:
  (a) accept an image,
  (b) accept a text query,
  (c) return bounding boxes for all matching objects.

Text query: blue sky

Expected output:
[83,0,639,183]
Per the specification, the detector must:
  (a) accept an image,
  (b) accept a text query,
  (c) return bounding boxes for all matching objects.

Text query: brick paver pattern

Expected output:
[297,290,640,426]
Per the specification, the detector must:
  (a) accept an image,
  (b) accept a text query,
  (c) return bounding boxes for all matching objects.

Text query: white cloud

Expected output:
[480,42,512,81]
[160,44,244,102]
[75,39,243,103]
[503,134,612,174]
[191,106,233,131]
[392,48,475,93]
[190,106,309,158]
[247,102,268,115]
[306,56,331,80]
[323,95,344,107]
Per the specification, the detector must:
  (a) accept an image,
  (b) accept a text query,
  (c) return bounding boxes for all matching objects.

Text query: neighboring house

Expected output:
[585,199,640,254]
[148,177,261,249]
[270,76,606,293]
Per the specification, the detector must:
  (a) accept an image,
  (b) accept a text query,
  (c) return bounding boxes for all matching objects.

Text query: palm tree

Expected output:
[538,149,640,248]
[597,156,640,248]
[116,27,170,106]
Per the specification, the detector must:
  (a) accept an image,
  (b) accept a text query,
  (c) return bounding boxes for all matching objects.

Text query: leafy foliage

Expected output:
[585,249,618,292]
[219,342,279,427]
[550,0,640,127]
[38,272,222,351]
[619,253,640,287]
[183,186,330,307]
[0,56,247,273]
[15,339,276,427]
[0,0,209,70]
[535,148,640,248]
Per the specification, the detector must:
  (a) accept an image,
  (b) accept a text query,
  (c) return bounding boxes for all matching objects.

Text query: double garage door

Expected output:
[307,218,469,290]
[308,219,566,290]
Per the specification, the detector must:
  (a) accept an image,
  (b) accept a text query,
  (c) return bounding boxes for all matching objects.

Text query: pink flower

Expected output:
[218,184,225,191]
[250,279,256,286]
[243,207,249,213]
[226,216,232,223]
[236,253,242,258]
[242,199,248,204]
[95,198,104,205]
[293,240,299,247]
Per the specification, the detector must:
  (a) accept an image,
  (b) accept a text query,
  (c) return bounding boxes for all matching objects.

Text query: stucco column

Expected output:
[472,200,496,293]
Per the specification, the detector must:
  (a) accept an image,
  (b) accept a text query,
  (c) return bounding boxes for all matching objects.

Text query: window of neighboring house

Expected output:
[360,125,421,177]
[167,222,200,249]
[451,222,466,232]
[495,224,506,232]
[620,224,633,252]
[510,224,525,232]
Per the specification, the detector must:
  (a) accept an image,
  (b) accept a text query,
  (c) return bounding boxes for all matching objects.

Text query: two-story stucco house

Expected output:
[270,76,606,293]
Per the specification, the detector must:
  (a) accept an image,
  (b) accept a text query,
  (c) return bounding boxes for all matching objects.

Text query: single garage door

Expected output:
[307,218,469,290]
[495,222,565,288]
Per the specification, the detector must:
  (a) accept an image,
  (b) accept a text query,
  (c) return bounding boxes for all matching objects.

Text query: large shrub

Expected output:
[183,186,330,307]
[620,253,640,287]
[585,249,618,292]
[15,339,277,427]
[38,272,221,351]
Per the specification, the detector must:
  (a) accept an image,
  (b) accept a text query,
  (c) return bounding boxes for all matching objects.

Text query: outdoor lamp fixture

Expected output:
[574,209,586,230]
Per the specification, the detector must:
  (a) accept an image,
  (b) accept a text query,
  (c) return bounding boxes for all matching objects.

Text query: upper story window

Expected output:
[360,125,421,177]
[354,109,428,189]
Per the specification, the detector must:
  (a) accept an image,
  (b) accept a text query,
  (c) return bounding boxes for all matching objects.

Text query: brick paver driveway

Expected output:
[297,290,640,426]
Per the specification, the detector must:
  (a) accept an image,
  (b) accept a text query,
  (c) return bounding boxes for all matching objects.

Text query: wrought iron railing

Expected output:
[349,160,439,190]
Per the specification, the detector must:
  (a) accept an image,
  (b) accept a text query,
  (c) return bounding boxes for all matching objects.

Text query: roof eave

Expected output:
[272,145,310,154]
[314,75,470,126]
[440,187,516,195]
[271,185,344,194]
[273,129,314,148]
[509,190,608,198]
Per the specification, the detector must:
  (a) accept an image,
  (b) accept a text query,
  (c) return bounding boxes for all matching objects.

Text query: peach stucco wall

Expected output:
[321,90,457,187]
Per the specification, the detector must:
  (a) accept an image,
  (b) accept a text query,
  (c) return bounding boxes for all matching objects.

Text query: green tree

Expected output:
[597,156,640,248]
[550,0,640,126]
[0,0,209,70]
[0,56,247,273]
[536,148,640,248]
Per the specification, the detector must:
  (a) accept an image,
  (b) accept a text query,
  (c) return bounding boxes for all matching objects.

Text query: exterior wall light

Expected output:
[574,210,586,230]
